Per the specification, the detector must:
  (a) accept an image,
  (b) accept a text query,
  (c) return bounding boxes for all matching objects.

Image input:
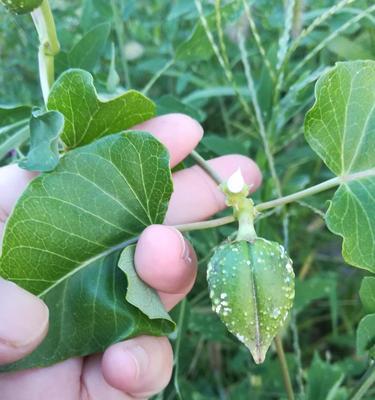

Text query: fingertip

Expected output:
[0,165,37,216]
[0,278,49,365]
[135,225,197,296]
[102,336,173,397]
[133,113,203,167]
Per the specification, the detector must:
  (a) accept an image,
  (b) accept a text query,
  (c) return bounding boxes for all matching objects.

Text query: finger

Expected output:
[0,358,82,400]
[165,154,262,224]
[0,165,37,238]
[135,225,197,310]
[133,113,203,167]
[81,355,132,400]
[101,336,173,399]
[0,278,49,365]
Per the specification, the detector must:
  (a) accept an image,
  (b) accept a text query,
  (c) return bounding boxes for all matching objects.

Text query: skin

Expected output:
[0,113,262,399]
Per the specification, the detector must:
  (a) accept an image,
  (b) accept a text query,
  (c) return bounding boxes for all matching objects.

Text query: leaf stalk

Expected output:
[31,0,60,104]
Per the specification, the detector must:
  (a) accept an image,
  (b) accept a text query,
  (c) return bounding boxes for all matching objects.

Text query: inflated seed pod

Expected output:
[0,0,42,14]
[207,238,295,364]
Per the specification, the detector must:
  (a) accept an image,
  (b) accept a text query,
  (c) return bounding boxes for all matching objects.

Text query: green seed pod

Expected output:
[1,0,42,14]
[207,238,295,364]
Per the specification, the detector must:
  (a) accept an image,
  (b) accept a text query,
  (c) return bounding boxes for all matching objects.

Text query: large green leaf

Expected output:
[47,69,156,149]
[0,131,174,370]
[0,252,174,372]
[305,61,375,272]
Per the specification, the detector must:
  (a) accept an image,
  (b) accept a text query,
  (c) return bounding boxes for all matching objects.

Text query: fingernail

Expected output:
[0,278,49,348]
[164,226,192,264]
[122,343,149,381]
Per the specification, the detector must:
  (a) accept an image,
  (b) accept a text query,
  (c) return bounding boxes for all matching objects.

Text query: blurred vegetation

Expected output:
[1,0,375,398]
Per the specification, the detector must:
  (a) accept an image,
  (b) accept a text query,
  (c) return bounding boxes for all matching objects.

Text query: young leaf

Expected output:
[305,61,375,273]
[0,252,174,372]
[69,22,111,71]
[47,69,156,149]
[118,245,174,323]
[19,109,64,172]
[0,131,173,370]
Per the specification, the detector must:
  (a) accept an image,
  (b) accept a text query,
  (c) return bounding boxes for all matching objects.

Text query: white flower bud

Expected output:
[227,168,245,194]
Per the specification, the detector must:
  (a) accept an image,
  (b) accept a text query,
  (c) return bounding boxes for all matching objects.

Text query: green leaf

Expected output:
[19,109,64,172]
[359,277,375,314]
[0,131,173,370]
[294,275,337,314]
[0,105,31,160]
[0,252,174,372]
[175,2,240,62]
[0,104,31,125]
[118,245,174,323]
[106,42,120,93]
[305,61,375,272]
[357,314,375,357]
[69,22,111,70]
[306,353,345,400]
[47,69,156,149]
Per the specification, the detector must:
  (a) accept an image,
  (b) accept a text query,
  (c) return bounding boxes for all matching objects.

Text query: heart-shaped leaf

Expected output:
[47,69,156,149]
[0,131,173,370]
[19,109,64,172]
[305,61,375,272]
[119,245,173,323]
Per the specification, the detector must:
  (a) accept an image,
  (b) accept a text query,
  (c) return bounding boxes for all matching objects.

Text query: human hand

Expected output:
[0,113,261,399]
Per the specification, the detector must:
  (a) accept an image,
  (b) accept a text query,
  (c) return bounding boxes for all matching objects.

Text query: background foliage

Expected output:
[0,0,375,398]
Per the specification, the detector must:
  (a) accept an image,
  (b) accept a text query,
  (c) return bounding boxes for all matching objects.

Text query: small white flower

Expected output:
[227,167,245,193]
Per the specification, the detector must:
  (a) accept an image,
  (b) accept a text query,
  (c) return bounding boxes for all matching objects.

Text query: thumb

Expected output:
[0,278,49,365]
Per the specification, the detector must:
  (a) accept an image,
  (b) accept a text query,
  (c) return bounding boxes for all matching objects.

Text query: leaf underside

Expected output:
[119,245,174,323]
[305,61,375,272]
[0,131,174,371]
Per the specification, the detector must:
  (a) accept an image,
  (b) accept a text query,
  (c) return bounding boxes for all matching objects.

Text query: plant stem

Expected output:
[143,59,174,95]
[256,170,375,212]
[31,0,60,104]
[191,150,223,185]
[275,335,295,400]
[172,169,375,233]
[238,32,283,198]
[174,215,235,233]
[110,0,131,88]
[350,363,375,400]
